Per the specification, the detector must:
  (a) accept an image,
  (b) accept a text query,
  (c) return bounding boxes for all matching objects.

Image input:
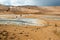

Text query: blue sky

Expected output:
[0,0,60,6]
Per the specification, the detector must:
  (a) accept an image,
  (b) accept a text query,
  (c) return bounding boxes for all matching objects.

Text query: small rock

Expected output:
[19,32,23,34]
[24,34,29,37]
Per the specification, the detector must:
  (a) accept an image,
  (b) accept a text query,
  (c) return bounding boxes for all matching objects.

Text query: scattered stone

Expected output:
[55,24,57,27]
[12,33,15,35]
[2,31,8,36]
[10,37,15,39]
[24,34,29,37]
[36,28,40,30]
[0,30,8,36]
[0,38,2,39]
[19,32,23,34]
[0,30,8,40]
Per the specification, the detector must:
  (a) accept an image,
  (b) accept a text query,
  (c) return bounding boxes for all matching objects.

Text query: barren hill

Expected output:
[0,5,60,15]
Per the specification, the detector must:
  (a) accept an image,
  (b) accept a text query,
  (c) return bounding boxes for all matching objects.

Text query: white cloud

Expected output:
[24,0,35,5]
[0,0,11,5]
[10,0,35,6]
[0,0,36,6]
[0,0,60,6]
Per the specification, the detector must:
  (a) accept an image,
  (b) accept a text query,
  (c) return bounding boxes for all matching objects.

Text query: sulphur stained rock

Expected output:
[0,18,47,26]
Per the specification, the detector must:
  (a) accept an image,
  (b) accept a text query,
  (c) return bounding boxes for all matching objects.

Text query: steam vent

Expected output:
[0,5,60,40]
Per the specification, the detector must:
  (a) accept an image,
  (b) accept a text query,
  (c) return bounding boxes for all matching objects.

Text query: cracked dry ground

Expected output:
[0,24,60,40]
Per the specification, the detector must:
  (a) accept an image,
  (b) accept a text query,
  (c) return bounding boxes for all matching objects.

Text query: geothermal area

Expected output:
[0,5,60,40]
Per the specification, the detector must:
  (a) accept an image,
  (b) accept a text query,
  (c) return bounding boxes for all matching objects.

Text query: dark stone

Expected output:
[24,35,29,37]
[0,38,1,39]
[55,24,57,27]
[19,32,23,34]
